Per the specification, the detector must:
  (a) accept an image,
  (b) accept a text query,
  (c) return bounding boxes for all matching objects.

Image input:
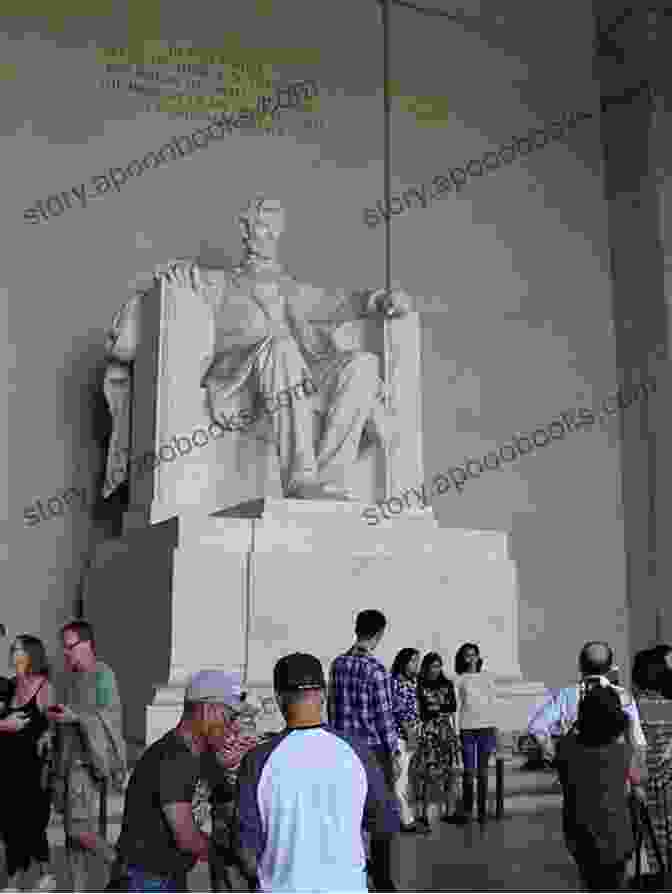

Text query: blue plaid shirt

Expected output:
[327,645,399,756]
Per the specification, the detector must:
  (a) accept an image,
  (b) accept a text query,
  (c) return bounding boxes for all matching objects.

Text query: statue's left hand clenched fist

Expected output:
[365,287,412,318]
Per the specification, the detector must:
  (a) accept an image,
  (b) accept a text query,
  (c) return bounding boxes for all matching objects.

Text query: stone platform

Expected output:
[86,498,547,747]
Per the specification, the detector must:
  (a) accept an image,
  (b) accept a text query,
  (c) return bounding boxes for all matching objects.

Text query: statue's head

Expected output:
[238,197,285,257]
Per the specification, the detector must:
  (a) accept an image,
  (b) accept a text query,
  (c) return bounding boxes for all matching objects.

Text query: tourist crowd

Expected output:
[0,618,671,892]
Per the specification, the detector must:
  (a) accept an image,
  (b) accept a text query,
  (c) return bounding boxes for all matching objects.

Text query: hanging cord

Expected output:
[242,519,255,692]
[381,0,393,501]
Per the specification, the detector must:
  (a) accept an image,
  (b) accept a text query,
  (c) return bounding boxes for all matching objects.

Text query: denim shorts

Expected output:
[460,728,498,770]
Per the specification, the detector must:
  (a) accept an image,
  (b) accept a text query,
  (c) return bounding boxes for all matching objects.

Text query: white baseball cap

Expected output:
[185,670,244,707]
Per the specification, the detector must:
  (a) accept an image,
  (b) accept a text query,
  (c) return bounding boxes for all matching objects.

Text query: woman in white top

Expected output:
[454,643,499,823]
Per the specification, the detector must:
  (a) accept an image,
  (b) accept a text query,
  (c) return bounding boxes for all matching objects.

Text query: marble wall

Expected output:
[2,0,651,695]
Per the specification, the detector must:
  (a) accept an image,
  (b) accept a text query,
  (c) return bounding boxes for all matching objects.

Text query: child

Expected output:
[555,686,647,892]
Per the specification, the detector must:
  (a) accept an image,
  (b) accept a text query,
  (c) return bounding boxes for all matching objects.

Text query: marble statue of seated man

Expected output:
[103,196,411,502]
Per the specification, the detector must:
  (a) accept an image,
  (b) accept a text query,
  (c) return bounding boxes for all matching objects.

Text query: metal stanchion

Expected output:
[495,757,504,819]
[99,778,108,838]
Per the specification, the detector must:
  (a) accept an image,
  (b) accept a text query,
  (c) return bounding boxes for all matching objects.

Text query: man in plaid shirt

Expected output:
[328,610,402,789]
[328,610,401,891]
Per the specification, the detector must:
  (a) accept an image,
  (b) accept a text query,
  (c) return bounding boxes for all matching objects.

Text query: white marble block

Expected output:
[88,271,548,749]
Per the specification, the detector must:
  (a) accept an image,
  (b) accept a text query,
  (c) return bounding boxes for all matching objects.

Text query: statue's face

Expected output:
[240,202,285,258]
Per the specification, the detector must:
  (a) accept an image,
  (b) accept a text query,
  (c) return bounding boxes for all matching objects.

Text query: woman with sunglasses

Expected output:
[0,635,57,892]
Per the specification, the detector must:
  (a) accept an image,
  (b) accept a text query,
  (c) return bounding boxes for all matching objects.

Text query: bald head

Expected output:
[579,641,613,677]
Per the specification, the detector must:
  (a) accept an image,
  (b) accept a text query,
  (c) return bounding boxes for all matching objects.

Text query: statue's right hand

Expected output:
[155,260,200,292]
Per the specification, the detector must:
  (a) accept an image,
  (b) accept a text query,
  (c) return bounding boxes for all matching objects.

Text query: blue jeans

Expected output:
[116,865,184,892]
[461,728,497,771]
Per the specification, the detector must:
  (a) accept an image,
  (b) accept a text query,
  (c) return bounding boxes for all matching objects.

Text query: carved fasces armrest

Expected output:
[105,292,144,364]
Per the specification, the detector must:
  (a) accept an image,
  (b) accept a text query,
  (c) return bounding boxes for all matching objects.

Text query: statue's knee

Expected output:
[349,351,379,380]
[269,336,304,364]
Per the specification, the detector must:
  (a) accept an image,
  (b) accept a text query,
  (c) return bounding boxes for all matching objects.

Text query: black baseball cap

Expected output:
[273,653,326,692]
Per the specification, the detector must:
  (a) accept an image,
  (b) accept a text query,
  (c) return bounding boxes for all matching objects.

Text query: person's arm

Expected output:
[443,681,457,715]
[326,662,337,727]
[623,698,647,765]
[389,677,404,731]
[528,690,564,758]
[36,680,56,713]
[453,679,463,737]
[372,670,400,759]
[360,744,400,892]
[626,742,648,804]
[233,752,262,888]
[162,802,211,863]
[35,680,56,756]
[159,750,210,863]
[0,714,30,733]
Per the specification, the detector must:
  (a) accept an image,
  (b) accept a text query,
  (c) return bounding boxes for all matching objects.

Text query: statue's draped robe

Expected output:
[103,262,386,497]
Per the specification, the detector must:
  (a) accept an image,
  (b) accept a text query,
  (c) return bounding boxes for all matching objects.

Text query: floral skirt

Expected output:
[409,716,460,799]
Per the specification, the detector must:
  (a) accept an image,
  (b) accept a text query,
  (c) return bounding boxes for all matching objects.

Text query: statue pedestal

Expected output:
[86,500,548,746]
[93,271,547,748]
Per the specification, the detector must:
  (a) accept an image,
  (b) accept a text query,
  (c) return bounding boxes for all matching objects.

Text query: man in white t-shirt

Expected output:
[234,653,400,893]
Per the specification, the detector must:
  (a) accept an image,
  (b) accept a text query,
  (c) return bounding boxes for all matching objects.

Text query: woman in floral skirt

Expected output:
[412,652,465,828]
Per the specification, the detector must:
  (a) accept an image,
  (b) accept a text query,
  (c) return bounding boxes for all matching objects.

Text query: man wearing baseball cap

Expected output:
[233,653,400,893]
[109,670,253,891]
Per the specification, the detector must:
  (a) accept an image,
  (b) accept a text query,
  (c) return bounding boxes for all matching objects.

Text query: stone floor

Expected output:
[2,804,585,892]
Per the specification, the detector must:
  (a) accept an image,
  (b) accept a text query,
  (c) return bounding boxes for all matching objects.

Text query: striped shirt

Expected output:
[328,645,399,755]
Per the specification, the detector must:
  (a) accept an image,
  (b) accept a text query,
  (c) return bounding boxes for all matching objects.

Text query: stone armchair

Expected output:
[103,273,424,532]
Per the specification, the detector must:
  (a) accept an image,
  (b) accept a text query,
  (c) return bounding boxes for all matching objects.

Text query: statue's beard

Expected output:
[242,237,279,265]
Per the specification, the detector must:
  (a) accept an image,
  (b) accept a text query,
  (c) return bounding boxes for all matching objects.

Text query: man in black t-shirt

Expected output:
[110,670,249,892]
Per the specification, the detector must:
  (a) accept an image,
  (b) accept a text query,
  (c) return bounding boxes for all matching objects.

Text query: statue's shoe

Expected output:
[287,482,355,501]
